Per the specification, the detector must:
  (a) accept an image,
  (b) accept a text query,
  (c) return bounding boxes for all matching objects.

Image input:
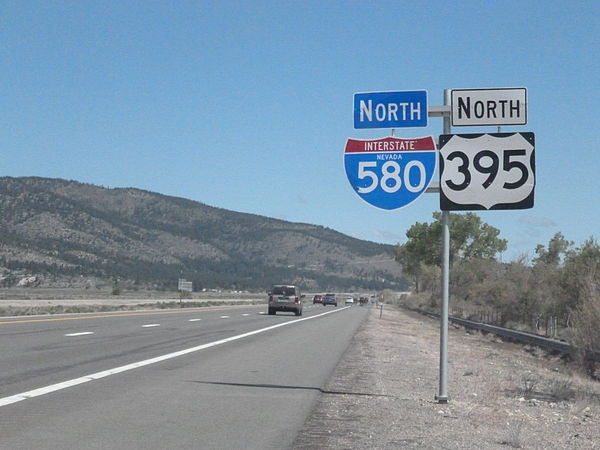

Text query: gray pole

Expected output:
[436,89,451,403]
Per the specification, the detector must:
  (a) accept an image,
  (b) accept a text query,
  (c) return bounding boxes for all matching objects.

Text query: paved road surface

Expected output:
[0,303,368,449]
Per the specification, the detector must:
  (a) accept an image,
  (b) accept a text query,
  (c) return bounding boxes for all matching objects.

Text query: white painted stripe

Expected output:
[258,312,266,315]
[0,306,350,408]
[64,332,95,337]
[188,318,202,322]
[142,324,160,328]
[242,314,250,317]
[220,315,230,319]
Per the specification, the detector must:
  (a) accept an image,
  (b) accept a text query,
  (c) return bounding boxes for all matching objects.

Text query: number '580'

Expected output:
[357,161,427,194]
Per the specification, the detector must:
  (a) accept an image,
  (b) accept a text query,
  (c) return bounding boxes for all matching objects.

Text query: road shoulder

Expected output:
[293,305,600,449]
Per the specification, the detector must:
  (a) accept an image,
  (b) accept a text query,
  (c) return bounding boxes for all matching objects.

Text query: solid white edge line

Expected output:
[0,306,351,408]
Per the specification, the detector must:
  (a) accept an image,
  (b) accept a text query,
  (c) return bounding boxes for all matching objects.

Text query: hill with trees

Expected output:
[0,177,407,292]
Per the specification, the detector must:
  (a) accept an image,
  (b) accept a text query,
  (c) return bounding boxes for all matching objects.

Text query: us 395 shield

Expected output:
[344,136,436,210]
[439,133,535,210]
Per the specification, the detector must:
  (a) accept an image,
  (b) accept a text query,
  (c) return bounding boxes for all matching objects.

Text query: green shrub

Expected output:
[571,287,600,378]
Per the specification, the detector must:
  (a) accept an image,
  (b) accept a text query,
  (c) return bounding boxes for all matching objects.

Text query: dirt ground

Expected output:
[293,305,600,449]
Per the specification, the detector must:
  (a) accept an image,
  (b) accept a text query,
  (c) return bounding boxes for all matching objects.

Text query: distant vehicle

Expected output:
[268,284,304,316]
[323,293,337,307]
[345,297,354,305]
[313,295,324,304]
[359,297,368,305]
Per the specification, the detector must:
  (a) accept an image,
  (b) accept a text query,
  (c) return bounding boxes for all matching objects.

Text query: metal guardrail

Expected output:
[412,308,572,355]
[449,316,572,354]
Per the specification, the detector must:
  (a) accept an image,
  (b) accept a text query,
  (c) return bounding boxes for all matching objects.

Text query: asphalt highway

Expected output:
[0,303,369,449]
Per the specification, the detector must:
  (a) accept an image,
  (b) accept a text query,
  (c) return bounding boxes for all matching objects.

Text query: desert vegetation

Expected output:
[394,213,600,378]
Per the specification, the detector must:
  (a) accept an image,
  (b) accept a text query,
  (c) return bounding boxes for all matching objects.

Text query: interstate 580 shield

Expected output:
[344,136,436,210]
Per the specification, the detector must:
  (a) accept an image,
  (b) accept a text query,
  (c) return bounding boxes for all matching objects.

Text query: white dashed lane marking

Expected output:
[220,316,230,319]
[188,319,202,322]
[64,332,94,337]
[0,307,350,408]
[141,324,160,328]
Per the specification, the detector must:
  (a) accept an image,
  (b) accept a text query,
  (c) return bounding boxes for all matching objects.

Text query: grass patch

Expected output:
[499,420,524,448]
[519,373,539,398]
[547,378,575,402]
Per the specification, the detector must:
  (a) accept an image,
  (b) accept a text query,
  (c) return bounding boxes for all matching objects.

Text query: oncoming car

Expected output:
[267,284,304,316]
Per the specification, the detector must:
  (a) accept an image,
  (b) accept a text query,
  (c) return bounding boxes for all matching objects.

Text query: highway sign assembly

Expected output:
[439,132,535,210]
[450,87,527,127]
[354,90,428,129]
[344,136,436,210]
[178,278,193,292]
[346,86,536,404]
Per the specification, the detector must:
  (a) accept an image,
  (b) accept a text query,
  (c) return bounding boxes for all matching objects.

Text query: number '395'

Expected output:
[444,149,529,191]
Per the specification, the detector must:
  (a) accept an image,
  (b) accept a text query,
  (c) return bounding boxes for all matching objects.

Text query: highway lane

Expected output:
[0,304,272,397]
[0,304,340,397]
[0,303,369,449]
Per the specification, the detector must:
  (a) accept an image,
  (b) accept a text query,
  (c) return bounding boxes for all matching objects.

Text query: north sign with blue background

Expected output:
[354,90,428,129]
[344,136,437,210]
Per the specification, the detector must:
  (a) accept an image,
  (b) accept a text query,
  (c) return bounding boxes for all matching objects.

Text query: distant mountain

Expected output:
[0,177,407,291]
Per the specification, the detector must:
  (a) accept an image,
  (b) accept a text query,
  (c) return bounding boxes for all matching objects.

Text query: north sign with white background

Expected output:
[439,133,535,210]
[451,88,527,127]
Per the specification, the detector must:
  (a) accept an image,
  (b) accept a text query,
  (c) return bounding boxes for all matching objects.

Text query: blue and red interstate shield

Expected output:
[344,136,437,210]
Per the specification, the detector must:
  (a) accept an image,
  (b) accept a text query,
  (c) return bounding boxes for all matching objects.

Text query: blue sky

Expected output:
[2,1,599,261]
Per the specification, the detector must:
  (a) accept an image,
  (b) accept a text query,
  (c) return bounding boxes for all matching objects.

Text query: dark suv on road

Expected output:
[268,284,304,316]
[323,293,337,307]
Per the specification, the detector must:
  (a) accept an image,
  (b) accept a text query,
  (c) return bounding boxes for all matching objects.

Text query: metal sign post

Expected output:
[349,89,453,402]
[433,87,534,403]
[436,89,451,403]
[424,90,451,403]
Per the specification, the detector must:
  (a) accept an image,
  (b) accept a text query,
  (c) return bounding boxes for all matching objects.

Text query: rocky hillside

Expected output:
[0,177,407,291]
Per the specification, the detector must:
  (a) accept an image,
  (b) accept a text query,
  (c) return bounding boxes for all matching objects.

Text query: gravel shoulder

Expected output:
[293,305,600,449]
